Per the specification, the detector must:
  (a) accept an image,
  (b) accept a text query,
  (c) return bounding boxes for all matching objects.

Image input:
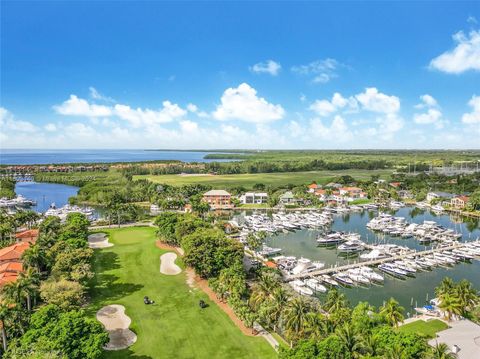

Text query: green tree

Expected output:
[154,212,180,244]
[438,293,463,321]
[182,228,243,278]
[430,342,458,359]
[282,297,312,341]
[14,305,108,359]
[380,298,404,327]
[40,279,84,311]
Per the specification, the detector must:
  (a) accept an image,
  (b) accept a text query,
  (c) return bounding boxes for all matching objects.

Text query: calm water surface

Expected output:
[246,208,480,312]
[15,182,79,212]
[0,149,237,165]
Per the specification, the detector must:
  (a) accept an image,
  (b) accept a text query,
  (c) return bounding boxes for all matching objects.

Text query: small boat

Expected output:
[305,278,327,293]
[334,272,354,286]
[337,239,365,253]
[320,274,339,287]
[378,263,407,278]
[289,280,314,296]
[346,270,370,285]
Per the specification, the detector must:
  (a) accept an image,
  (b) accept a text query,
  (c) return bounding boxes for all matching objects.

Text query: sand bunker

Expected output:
[160,252,182,275]
[96,305,137,350]
[88,233,113,249]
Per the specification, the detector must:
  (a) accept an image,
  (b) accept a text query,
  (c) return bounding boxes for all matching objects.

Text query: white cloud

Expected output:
[355,88,400,114]
[462,95,480,124]
[310,115,353,142]
[53,95,113,117]
[179,120,198,132]
[291,58,340,83]
[44,123,57,132]
[187,103,198,112]
[415,94,438,109]
[309,92,358,117]
[414,108,443,125]
[114,101,186,127]
[89,87,115,102]
[250,60,281,76]
[429,30,480,74]
[375,114,404,140]
[0,107,38,133]
[213,83,285,123]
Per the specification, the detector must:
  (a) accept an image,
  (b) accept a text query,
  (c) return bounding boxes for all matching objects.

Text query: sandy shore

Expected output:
[96,304,137,350]
[160,252,182,275]
[88,233,114,249]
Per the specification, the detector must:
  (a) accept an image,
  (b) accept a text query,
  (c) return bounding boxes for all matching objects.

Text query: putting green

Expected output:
[88,227,275,359]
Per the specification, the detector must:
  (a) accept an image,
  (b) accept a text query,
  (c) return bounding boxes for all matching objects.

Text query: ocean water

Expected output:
[0,149,236,165]
[15,181,80,212]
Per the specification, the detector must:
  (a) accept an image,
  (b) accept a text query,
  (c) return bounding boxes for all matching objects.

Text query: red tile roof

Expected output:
[15,229,39,243]
[0,242,30,263]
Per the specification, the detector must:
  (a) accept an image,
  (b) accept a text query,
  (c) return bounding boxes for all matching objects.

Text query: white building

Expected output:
[239,192,268,204]
[426,191,455,203]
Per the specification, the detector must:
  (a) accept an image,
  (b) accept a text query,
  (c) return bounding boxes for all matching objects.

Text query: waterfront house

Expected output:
[313,189,328,201]
[203,190,233,210]
[0,242,31,287]
[426,191,455,203]
[398,190,414,200]
[0,242,30,265]
[279,191,296,205]
[239,192,268,204]
[339,187,367,202]
[450,195,470,209]
[0,262,23,287]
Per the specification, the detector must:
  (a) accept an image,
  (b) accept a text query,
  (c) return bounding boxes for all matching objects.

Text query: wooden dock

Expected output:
[286,240,478,281]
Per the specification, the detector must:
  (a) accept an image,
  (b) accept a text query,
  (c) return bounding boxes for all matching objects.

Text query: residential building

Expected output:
[0,242,30,265]
[15,229,39,244]
[313,189,327,201]
[339,187,367,201]
[426,192,455,203]
[239,192,268,204]
[451,196,470,209]
[203,190,233,210]
[279,191,296,205]
[0,262,23,287]
[307,183,320,193]
[398,190,413,199]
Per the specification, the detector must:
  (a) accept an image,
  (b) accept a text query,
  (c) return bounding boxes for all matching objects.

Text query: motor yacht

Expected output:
[289,280,314,296]
[305,278,327,293]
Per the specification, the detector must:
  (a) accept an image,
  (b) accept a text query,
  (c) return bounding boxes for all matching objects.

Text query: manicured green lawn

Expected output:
[134,169,391,189]
[397,319,449,338]
[88,227,275,359]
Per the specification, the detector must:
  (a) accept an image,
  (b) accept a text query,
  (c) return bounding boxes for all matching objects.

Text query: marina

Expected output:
[236,206,480,309]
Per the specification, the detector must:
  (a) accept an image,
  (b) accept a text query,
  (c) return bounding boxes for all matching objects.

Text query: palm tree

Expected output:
[282,297,311,341]
[249,273,277,310]
[385,342,405,359]
[21,244,45,274]
[455,280,479,315]
[438,293,463,321]
[380,298,404,327]
[323,288,348,313]
[335,322,362,358]
[0,302,10,352]
[304,312,327,340]
[17,268,40,311]
[268,287,289,331]
[435,277,455,298]
[361,332,381,357]
[430,342,457,359]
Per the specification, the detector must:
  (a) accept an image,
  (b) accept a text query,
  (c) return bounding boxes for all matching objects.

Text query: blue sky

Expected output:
[1,1,479,149]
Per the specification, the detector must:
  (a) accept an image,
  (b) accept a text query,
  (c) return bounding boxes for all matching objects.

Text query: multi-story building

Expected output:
[203,190,233,210]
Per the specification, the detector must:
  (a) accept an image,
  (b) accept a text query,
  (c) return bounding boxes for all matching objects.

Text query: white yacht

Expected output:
[305,278,327,293]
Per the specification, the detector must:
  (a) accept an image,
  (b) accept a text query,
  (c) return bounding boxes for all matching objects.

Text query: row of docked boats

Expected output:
[242,211,333,234]
[0,195,36,208]
[44,203,95,221]
[366,214,462,243]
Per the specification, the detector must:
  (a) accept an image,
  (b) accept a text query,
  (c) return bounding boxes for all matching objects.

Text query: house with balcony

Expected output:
[450,195,470,209]
[426,191,455,203]
[203,190,233,210]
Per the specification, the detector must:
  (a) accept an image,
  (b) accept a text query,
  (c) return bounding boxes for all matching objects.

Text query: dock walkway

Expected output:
[286,241,475,280]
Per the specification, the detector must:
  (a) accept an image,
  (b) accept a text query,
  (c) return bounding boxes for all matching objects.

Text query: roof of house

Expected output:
[0,271,19,286]
[389,182,402,187]
[280,191,294,199]
[15,229,39,240]
[0,242,30,262]
[428,191,455,198]
[308,183,318,189]
[244,192,268,196]
[0,262,23,274]
[453,195,470,202]
[203,190,231,196]
[340,186,363,191]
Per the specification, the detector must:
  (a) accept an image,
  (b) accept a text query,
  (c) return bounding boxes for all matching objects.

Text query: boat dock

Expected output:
[286,241,476,281]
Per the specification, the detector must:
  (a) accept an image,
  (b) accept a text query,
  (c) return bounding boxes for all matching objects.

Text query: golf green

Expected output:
[88,226,276,358]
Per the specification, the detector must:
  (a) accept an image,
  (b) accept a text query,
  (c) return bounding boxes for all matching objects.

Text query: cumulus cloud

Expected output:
[213,83,285,123]
[415,94,438,109]
[114,101,186,127]
[355,88,400,114]
[462,95,480,124]
[414,109,443,125]
[250,60,281,76]
[429,30,480,74]
[0,107,38,133]
[310,115,353,142]
[291,58,340,83]
[53,95,113,117]
[44,123,57,132]
[309,93,358,117]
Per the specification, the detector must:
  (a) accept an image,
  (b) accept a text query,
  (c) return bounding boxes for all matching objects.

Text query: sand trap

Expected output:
[160,252,181,275]
[96,305,137,350]
[88,233,113,249]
